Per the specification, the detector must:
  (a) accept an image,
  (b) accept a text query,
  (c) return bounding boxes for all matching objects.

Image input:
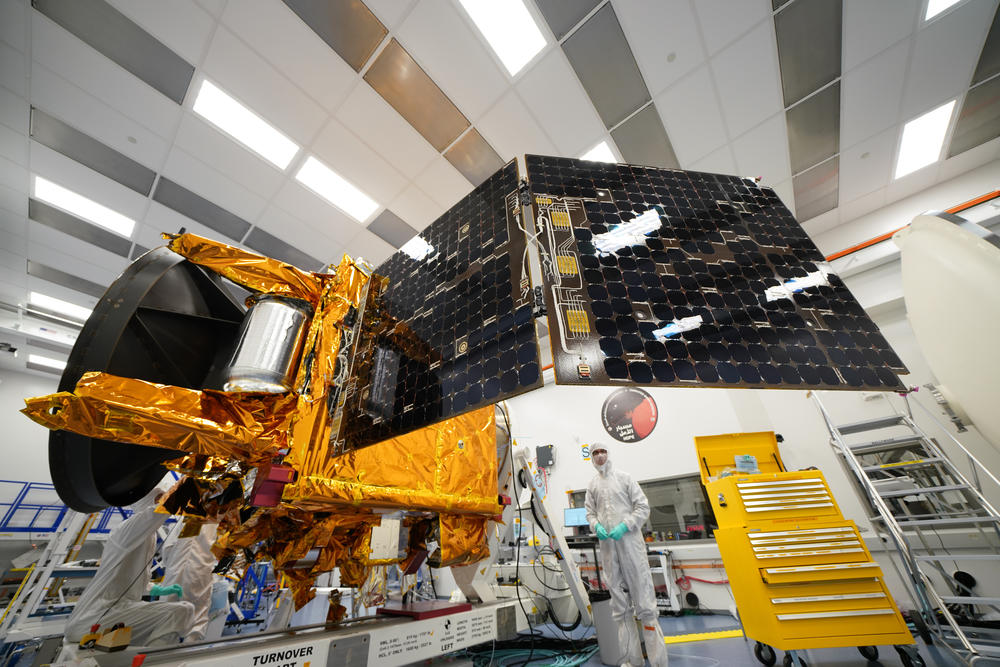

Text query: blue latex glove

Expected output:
[595,523,609,540]
[609,522,628,540]
[150,583,183,598]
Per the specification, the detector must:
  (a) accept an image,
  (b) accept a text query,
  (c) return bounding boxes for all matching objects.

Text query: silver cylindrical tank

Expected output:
[223,295,313,393]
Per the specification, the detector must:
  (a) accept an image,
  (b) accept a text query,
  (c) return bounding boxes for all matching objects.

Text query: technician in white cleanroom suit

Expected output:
[160,521,219,642]
[585,444,668,667]
[64,484,195,647]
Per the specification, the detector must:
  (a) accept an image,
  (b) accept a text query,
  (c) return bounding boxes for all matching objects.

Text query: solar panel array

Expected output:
[526,155,907,391]
[334,161,541,450]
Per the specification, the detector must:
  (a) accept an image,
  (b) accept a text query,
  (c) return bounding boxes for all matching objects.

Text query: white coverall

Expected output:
[160,522,218,642]
[586,457,668,667]
[64,490,195,647]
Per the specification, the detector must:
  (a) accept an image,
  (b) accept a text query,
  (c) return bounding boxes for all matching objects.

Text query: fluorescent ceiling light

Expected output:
[894,100,956,179]
[295,156,379,222]
[458,0,546,76]
[580,141,617,163]
[33,176,135,237]
[28,354,67,371]
[925,0,962,20]
[29,291,92,322]
[400,236,435,261]
[192,79,300,169]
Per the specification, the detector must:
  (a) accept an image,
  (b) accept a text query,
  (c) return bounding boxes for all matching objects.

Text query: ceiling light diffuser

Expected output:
[925,0,962,20]
[295,156,379,222]
[192,79,300,169]
[29,291,92,322]
[33,176,135,237]
[580,141,617,163]
[894,100,956,179]
[457,0,546,76]
[28,354,67,371]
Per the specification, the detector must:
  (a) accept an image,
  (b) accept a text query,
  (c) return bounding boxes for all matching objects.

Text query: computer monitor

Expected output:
[564,507,589,527]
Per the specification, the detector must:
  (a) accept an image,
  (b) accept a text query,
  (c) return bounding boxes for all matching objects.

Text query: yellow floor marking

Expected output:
[663,628,743,644]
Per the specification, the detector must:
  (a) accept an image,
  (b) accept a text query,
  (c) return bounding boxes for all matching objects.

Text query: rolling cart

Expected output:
[695,431,923,666]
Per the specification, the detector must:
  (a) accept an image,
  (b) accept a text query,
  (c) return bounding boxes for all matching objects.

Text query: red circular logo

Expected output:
[601,387,658,442]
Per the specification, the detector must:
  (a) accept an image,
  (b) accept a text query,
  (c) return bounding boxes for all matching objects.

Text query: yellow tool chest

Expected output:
[696,431,914,660]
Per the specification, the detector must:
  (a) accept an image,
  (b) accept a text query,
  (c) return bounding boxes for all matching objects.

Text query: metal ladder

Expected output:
[812,392,1000,666]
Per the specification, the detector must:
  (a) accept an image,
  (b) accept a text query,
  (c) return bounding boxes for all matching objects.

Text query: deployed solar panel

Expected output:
[333,160,541,451]
[526,155,907,391]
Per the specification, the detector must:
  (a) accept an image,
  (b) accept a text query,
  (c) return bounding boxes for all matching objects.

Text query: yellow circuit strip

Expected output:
[535,197,551,205]
[566,308,589,334]
[551,209,571,229]
[663,629,743,644]
[557,255,578,275]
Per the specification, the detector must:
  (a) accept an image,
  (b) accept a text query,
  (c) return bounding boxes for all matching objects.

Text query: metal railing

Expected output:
[0,480,132,535]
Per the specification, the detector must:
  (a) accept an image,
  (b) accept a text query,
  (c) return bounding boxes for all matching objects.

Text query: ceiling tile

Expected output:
[0,179,27,218]
[613,0,705,97]
[842,0,918,71]
[841,38,909,148]
[363,0,416,31]
[949,75,1000,157]
[311,118,408,205]
[34,0,195,104]
[364,39,469,152]
[159,147,267,229]
[901,0,999,119]
[27,259,105,298]
[135,201,246,250]
[838,126,895,202]
[792,156,839,220]
[694,0,770,56]
[152,177,250,242]
[245,226,322,270]
[414,156,472,210]
[0,153,28,200]
[689,144,737,174]
[771,179,795,213]
[282,0,386,72]
[106,0,214,65]
[221,0,358,112]
[29,65,171,168]
[774,0,842,106]
[444,129,504,186]
[30,107,156,195]
[476,91,557,162]
[30,141,148,222]
[28,200,132,257]
[731,112,791,185]
[654,65,727,164]
[26,221,129,279]
[787,81,840,175]
[194,0,226,18]
[838,187,887,225]
[254,204,344,266]
[971,6,1000,84]
[367,209,417,248]
[562,4,651,128]
[345,228,395,267]
[388,184,443,232]
[201,27,327,147]
[335,83,438,180]
[271,180,360,243]
[173,112,284,201]
[612,104,679,169]
[940,134,1000,180]
[0,0,28,53]
[535,0,600,40]
[710,20,784,138]
[514,48,605,156]
[31,15,182,136]
[0,42,27,98]
[802,207,840,238]
[396,0,508,120]
[0,121,27,167]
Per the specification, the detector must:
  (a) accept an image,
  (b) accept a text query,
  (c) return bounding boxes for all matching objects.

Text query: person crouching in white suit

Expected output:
[585,445,668,667]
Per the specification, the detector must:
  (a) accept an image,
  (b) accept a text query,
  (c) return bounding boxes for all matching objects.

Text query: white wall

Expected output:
[0,368,58,484]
